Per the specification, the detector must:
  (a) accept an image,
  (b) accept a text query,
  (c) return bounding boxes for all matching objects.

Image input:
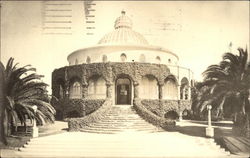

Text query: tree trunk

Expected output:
[0,62,7,145]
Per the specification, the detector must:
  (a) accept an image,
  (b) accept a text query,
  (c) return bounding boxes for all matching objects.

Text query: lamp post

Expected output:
[206,105,214,137]
[32,105,38,138]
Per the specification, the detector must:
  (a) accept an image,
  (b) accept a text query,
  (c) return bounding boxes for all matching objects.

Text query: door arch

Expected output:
[115,77,132,105]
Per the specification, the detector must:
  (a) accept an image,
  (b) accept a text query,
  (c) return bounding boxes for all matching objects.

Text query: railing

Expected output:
[67,98,112,131]
[133,98,176,129]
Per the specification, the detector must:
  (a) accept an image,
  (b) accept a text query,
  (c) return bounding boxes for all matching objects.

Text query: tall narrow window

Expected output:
[102,55,108,62]
[156,56,161,64]
[139,54,146,62]
[75,59,78,65]
[120,53,127,62]
[86,56,91,64]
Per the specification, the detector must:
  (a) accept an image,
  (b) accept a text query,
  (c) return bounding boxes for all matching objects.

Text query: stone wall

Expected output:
[52,62,192,118]
[52,99,105,119]
[52,62,173,100]
[141,99,191,117]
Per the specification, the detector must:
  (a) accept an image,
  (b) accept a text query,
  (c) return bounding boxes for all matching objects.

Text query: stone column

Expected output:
[178,100,182,121]
[188,86,192,100]
[179,111,183,121]
[65,81,70,98]
[182,88,185,100]
[134,82,139,99]
[177,85,181,100]
[82,84,88,98]
[159,83,164,99]
[106,83,113,98]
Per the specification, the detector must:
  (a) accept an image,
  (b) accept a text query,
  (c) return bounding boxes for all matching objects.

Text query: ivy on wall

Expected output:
[52,99,105,119]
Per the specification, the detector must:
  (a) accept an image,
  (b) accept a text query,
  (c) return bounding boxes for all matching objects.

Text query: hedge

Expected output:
[67,99,112,131]
[133,98,176,130]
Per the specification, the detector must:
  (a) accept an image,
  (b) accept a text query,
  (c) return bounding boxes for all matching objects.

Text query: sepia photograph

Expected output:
[0,1,249,157]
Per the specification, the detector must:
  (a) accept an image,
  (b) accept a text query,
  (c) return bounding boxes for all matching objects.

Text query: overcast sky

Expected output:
[1,1,249,94]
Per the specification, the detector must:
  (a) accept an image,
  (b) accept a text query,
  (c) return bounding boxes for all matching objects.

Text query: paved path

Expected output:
[1,131,244,158]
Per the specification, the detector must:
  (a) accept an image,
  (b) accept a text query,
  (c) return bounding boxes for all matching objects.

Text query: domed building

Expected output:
[52,11,193,128]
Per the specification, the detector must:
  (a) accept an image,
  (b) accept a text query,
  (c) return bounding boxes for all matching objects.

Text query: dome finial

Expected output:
[121,10,126,15]
[114,10,132,29]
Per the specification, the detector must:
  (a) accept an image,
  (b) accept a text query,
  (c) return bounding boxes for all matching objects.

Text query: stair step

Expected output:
[75,105,162,134]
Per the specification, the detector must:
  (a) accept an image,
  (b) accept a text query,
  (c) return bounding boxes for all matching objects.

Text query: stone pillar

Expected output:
[206,105,214,137]
[188,86,192,100]
[32,106,38,138]
[106,83,113,98]
[177,85,181,100]
[159,83,164,99]
[182,88,185,100]
[178,100,182,121]
[82,84,88,98]
[134,82,139,99]
[179,111,183,121]
[65,81,70,98]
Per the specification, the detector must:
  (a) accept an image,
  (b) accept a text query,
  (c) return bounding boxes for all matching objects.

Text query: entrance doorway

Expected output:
[116,78,131,105]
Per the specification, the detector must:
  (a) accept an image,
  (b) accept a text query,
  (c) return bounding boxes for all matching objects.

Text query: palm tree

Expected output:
[0,62,7,145]
[0,58,56,144]
[196,48,250,135]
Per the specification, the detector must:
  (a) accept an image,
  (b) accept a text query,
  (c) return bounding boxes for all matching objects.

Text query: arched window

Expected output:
[86,56,91,64]
[163,78,178,100]
[139,75,158,99]
[120,53,127,62]
[87,76,106,99]
[180,77,189,100]
[69,81,82,99]
[75,59,78,65]
[102,55,108,62]
[139,54,146,62]
[156,56,161,64]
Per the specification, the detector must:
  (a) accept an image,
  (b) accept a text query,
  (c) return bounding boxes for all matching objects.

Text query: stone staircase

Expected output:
[79,105,163,134]
[2,132,234,158]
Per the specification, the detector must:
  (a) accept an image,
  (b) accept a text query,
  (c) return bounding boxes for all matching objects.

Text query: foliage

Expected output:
[68,99,112,131]
[194,48,250,119]
[3,58,56,133]
[133,98,176,130]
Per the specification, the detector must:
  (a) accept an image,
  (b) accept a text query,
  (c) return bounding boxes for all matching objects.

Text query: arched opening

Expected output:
[163,77,178,100]
[115,77,132,105]
[87,76,106,99]
[139,54,146,62]
[69,81,82,99]
[165,110,179,120]
[102,55,108,62]
[120,53,127,62]
[180,77,189,100]
[139,75,158,99]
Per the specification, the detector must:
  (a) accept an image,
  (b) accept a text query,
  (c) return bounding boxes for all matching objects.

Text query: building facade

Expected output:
[52,11,193,119]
